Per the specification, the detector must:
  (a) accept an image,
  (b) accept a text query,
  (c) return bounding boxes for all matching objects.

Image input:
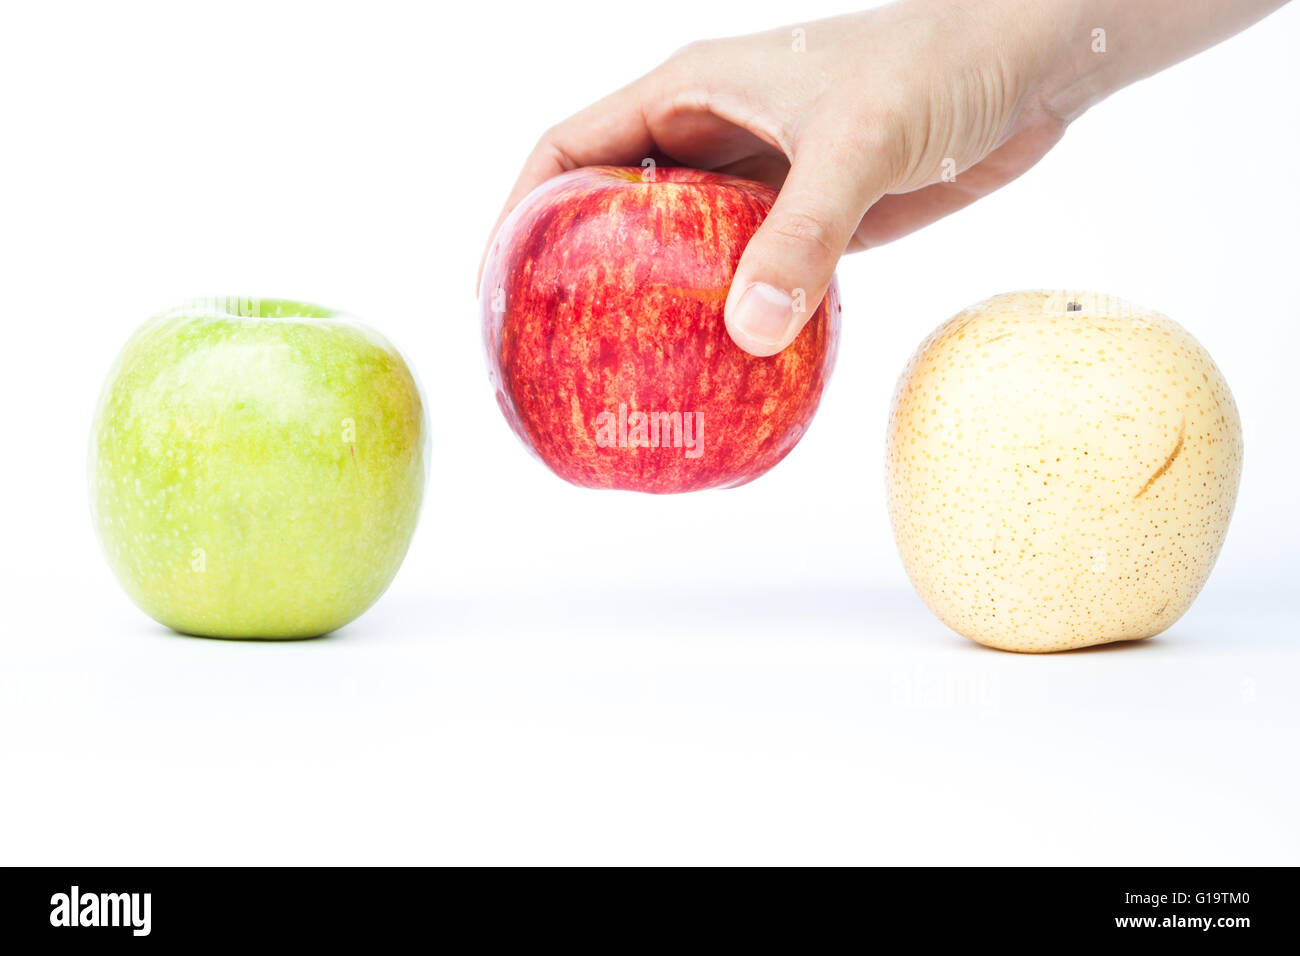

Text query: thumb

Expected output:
[725,147,885,356]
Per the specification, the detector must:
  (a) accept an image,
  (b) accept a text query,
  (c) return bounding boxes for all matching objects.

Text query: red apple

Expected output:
[480,165,840,493]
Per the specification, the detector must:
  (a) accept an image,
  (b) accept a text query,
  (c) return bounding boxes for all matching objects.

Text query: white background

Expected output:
[1,0,1296,865]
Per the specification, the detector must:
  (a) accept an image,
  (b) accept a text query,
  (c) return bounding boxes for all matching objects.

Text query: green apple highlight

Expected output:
[90,298,426,638]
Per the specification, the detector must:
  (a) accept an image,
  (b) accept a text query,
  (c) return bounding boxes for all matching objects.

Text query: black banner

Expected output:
[0,867,1292,945]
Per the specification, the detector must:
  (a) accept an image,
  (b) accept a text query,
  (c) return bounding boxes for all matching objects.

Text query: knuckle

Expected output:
[533,128,578,169]
[533,126,559,154]
[663,37,721,75]
[670,38,715,62]
[804,104,906,192]
[535,122,565,148]
[767,209,839,260]
[840,108,908,188]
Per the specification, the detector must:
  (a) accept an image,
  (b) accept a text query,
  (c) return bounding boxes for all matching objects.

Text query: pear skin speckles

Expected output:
[885,290,1243,653]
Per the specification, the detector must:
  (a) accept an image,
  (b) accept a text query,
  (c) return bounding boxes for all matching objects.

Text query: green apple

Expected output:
[90,297,427,638]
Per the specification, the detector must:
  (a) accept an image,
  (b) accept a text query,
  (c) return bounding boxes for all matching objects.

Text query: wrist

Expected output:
[1034,0,1112,122]
[940,0,1103,124]
[1021,0,1291,122]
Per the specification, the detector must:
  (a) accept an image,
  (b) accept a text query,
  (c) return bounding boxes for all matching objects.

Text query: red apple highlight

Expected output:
[480,165,840,493]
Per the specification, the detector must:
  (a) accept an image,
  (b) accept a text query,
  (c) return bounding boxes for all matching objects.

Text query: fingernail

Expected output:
[728,282,796,356]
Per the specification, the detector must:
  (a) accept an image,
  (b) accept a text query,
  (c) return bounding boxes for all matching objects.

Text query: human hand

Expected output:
[482,0,1287,356]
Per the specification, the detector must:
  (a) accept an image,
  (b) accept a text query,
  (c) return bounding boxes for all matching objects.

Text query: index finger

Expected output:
[477,81,657,292]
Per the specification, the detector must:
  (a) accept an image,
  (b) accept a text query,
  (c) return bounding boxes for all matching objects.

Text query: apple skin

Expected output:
[90,298,427,639]
[480,165,840,493]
